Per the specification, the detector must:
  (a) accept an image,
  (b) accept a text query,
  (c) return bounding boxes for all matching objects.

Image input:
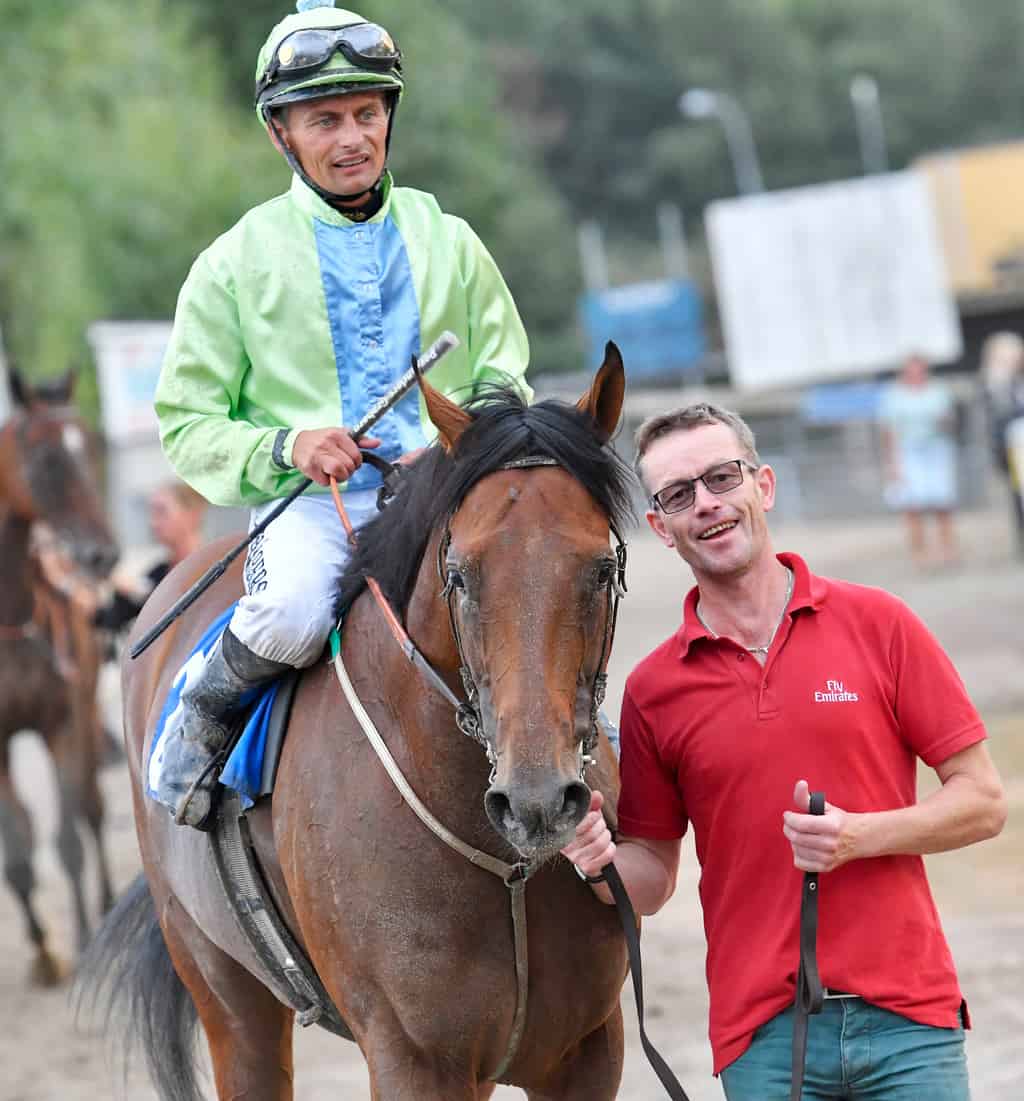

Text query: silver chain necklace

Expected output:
[695,567,794,657]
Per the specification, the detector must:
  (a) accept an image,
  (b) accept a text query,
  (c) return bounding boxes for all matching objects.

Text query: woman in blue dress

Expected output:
[878,354,960,568]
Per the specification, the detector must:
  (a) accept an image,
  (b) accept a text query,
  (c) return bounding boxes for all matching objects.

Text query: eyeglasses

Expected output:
[257,23,402,98]
[651,459,758,514]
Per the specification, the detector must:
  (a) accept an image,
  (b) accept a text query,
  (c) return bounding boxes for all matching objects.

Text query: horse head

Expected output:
[0,368,118,579]
[414,343,630,859]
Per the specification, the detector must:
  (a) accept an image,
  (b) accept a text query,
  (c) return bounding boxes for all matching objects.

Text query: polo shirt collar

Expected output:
[676,551,827,659]
[289,171,394,226]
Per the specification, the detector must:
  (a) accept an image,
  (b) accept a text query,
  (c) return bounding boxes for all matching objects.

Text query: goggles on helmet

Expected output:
[256,23,401,100]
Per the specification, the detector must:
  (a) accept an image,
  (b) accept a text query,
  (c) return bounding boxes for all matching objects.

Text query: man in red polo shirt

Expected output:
[562,402,1007,1099]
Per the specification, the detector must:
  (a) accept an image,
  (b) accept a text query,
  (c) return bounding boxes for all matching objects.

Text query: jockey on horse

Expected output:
[152,0,530,828]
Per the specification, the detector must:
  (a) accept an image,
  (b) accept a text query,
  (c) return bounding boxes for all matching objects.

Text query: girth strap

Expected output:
[209,788,352,1038]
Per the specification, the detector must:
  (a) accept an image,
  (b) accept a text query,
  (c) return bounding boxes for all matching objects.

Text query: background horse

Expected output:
[0,370,119,983]
[80,346,634,1100]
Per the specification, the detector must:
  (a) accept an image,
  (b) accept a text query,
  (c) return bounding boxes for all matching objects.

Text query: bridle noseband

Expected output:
[436,455,628,780]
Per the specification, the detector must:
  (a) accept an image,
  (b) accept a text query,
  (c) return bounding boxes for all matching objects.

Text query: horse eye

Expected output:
[595,560,616,585]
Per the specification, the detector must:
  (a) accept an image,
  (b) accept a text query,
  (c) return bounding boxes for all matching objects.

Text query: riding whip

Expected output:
[129,331,461,658]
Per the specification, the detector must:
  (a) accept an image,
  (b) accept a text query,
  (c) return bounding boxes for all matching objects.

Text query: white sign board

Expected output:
[87,321,172,444]
[706,172,962,390]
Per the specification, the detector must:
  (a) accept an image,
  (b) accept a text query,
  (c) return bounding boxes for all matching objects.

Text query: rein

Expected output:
[330,641,532,1080]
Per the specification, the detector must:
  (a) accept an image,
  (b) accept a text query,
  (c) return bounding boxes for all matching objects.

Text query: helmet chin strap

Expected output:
[266,99,396,214]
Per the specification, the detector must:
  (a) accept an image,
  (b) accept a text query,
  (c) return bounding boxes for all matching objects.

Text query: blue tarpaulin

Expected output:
[579,279,706,380]
[800,381,884,424]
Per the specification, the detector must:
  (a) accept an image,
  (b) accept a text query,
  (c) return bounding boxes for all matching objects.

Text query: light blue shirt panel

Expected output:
[313,216,423,491]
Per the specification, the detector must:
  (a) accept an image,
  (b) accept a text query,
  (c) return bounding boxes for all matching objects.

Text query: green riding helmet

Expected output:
[254,0,404,124]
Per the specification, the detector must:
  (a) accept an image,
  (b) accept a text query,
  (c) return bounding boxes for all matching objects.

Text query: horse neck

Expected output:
[0,509,39,625]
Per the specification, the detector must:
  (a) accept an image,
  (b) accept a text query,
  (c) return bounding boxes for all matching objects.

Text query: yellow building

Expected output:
[914,141,1024,303]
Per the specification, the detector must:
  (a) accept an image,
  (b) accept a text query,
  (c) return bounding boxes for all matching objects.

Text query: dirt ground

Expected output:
[2,497,1022,1100]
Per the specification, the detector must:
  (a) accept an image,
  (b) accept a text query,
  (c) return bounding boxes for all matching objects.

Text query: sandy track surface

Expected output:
[3,500,1022,1100]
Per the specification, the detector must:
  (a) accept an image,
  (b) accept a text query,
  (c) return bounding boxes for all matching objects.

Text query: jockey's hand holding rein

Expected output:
[291,428,381,487]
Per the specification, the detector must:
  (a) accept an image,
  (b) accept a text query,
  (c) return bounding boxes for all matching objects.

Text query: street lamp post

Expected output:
[679,87,765,195]
[849,74,889,175]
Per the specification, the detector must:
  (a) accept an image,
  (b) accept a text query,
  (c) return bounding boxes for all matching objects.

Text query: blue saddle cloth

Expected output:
[146,603,282,811]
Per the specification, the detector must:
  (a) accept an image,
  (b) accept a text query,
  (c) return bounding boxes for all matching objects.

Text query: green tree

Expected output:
[0,0,278,400]
[452,0,1024,263]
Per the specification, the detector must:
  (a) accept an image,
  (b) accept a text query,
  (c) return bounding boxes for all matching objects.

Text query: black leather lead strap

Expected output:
[790,790,826,1101]
[603,864,692,1100]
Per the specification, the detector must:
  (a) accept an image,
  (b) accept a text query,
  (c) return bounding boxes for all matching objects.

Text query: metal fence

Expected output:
[607,378,995,526]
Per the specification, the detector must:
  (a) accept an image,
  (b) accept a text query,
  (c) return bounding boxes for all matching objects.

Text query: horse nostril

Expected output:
[560,781,591,827]
[484,788,513,834]
[486,780,591,844]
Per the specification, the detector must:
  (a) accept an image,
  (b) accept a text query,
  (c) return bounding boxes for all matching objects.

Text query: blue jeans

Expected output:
[720,998,970,1101]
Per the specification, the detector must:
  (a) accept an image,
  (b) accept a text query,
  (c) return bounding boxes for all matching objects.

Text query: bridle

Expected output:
[327,452,629,1081]
[434,455,628,781]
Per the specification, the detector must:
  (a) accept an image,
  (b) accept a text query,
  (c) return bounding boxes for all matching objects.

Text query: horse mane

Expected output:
[337,383,635,621]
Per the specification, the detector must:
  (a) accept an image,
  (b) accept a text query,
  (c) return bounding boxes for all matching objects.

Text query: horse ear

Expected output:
[576,341,625,441]
[38,369,75,405]
[414,356,472,453]
[8,366,31,408]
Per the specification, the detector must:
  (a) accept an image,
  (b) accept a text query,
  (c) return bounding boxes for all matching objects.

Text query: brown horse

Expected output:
[81,347,635,1099]
[0,370,119,983]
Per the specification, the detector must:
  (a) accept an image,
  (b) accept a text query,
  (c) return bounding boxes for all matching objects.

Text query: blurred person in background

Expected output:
[150,0,529,827]
[877,354,960,569]
[563,402,1006,1100]
[94,481,208,633]
[979,330,1024,557]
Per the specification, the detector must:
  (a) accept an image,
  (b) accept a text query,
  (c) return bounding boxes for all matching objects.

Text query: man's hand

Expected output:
[291,428,381,486]
[561,790,616,879]
[783,780,857,873]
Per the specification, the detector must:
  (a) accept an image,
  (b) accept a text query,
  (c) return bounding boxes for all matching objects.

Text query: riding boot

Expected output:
[153,628,291,830]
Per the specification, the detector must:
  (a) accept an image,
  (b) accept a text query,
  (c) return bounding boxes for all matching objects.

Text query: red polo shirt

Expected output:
[618,553,984,1075]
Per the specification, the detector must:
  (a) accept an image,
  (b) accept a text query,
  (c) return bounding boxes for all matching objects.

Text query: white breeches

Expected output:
[229,489,380,667]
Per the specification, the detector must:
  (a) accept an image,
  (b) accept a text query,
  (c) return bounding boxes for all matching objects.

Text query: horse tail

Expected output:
[73,872,202,1101]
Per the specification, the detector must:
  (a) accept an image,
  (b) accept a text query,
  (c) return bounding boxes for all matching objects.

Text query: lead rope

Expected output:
[791,791,826,1101]
[328,475,532,1081]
